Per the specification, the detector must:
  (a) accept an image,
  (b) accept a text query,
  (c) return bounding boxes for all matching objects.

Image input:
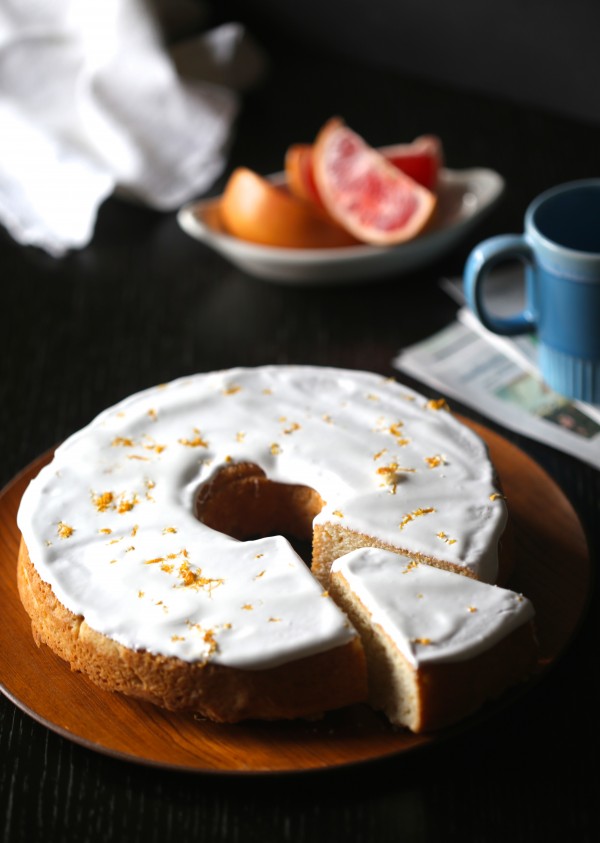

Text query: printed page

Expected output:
[393,302,600,469]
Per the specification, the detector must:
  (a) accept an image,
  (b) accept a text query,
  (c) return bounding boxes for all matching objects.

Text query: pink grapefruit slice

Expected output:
[379,135,443,192]
[285,135,442,204]
[312,119,437,246]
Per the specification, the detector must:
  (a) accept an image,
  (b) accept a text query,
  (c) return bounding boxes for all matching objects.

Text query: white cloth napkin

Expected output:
[0,0,264,256]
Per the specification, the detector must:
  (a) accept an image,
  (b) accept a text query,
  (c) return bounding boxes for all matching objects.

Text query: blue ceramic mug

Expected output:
[464,179,600,403]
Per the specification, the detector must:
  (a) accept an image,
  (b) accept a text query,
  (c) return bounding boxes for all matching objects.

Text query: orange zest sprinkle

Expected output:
[178,429,208,448]
[117,494,139,514]
[399,507,436,529]
[427,397,450,411]
[57,521,74,539]
[92,491,114,512]
[388,421,410,446]
[177,560,224,593]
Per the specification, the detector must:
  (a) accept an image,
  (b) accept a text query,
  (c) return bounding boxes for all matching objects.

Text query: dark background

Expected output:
[1,2,599,841]
[221,0,600,127]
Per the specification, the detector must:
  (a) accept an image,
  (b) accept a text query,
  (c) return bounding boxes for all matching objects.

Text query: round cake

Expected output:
[16,365,510,723]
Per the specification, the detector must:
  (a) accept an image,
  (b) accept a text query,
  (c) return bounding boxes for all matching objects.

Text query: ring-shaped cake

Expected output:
[17,366,528,725]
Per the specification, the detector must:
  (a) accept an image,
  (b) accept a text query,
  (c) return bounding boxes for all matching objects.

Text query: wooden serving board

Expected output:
[0,423,591,773]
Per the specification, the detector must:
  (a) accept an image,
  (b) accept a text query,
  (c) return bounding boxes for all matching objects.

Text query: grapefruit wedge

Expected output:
[379,135,443,192]
[312,119,437,246]
[286,134,442,203]
[285,143,324,208]
[219,167,358,249]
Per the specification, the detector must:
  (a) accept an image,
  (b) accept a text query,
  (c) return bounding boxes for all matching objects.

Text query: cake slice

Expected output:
[329,548,537,732]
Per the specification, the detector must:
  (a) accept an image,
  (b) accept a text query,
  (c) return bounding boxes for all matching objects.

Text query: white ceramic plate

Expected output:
[177,167,504,285]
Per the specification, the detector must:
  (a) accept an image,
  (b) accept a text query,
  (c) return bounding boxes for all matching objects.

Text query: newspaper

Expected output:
[393,272,600,469]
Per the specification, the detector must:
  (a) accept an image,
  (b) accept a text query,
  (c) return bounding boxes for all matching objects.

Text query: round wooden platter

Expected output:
[0,422,591,774]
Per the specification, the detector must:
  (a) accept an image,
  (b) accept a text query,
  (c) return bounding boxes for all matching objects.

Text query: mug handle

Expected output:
[464,235,536,335]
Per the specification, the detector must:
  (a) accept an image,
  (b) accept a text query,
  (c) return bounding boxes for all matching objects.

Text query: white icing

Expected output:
[17,365,507,670]
[332,547,534,665]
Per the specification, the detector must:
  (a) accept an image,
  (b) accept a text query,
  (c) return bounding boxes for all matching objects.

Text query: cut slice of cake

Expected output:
[329,547,537,732]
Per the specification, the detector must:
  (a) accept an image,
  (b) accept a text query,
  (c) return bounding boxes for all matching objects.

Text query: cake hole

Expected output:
[195,463,324,565]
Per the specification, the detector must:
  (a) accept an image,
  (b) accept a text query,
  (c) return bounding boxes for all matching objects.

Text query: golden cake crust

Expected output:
[17,540,368,723]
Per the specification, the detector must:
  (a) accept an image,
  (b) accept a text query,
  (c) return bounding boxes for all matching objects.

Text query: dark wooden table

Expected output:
[1,35,599,843]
